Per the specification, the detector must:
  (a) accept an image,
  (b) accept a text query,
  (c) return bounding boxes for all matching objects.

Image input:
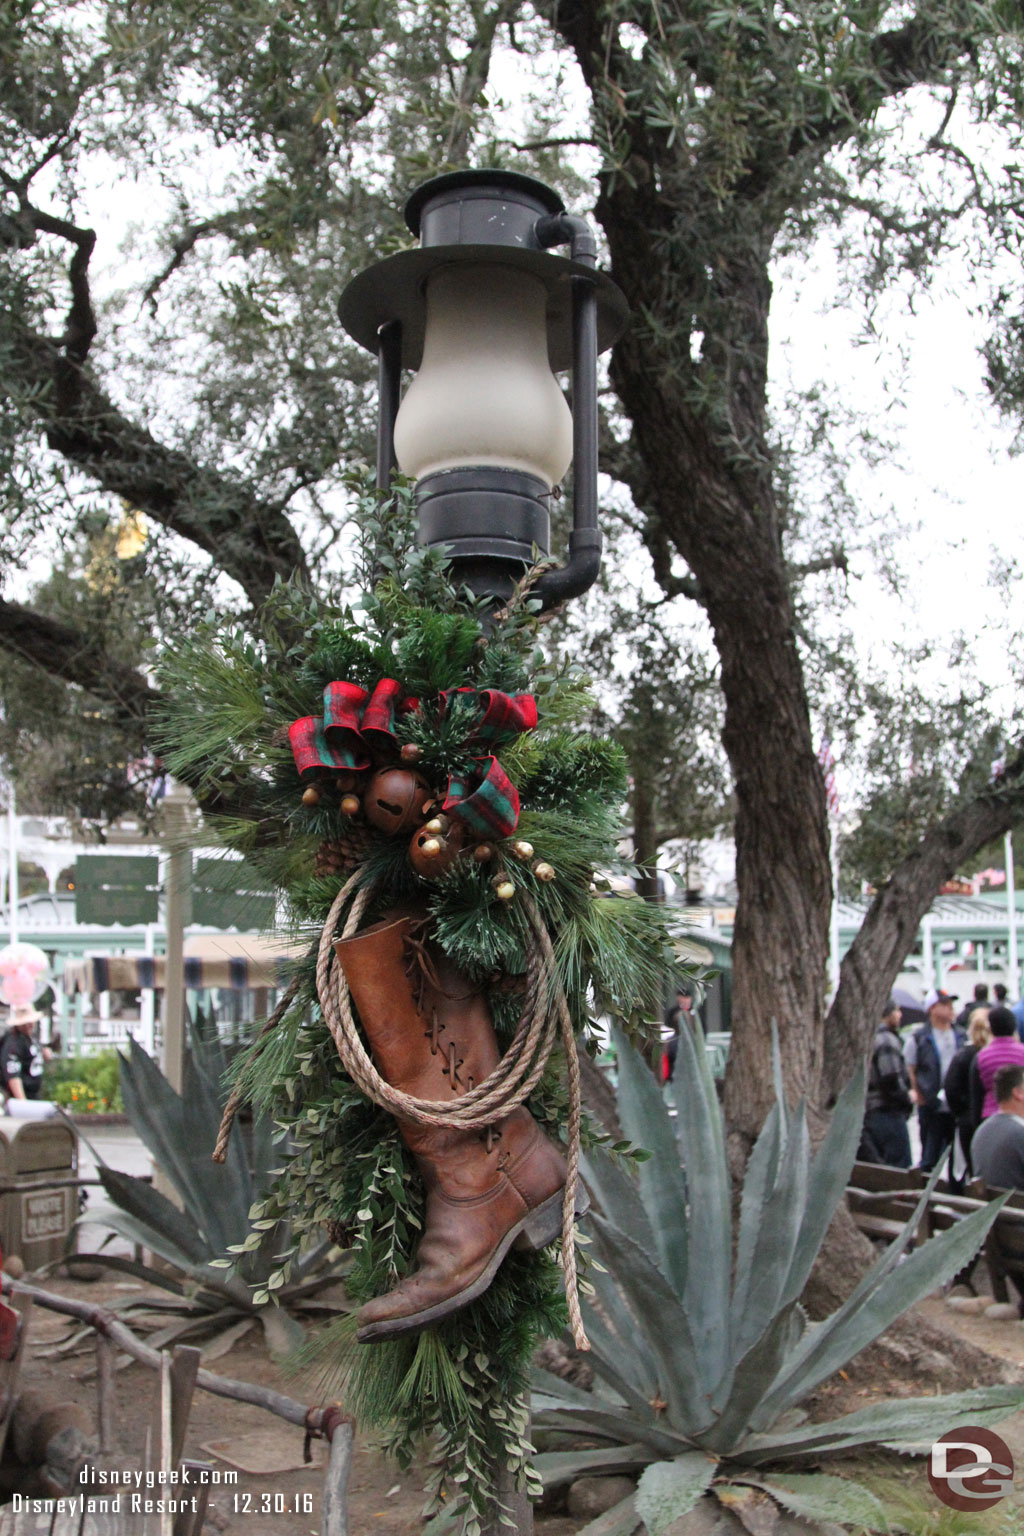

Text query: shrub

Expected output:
[42,1050,124,1112]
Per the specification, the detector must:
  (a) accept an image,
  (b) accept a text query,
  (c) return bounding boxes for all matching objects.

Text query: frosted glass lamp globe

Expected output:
[393,264,573,488]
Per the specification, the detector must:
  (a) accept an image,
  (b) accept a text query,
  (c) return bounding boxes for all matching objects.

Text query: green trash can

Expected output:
[0,1118,78,1269]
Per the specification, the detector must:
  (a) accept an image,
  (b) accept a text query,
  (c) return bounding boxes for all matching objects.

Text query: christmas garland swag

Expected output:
[158,492,677,1529]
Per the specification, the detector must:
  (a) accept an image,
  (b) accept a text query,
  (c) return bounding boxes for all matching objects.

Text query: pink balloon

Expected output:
[1,969,36,1007]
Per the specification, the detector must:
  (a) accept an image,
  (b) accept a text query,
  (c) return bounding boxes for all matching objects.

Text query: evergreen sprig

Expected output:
[156,489,685,1531]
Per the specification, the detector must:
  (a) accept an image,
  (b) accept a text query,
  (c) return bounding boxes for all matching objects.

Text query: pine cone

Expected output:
[315,824,375,877]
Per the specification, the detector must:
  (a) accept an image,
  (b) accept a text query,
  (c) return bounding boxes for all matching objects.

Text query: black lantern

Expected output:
[338,170,628,607]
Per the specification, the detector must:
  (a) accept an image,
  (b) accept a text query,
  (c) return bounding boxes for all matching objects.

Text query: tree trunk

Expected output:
[481,1422,534,1535]
[594,185,832,1140]
[631,758,661,902]
[823,752,1024,1104]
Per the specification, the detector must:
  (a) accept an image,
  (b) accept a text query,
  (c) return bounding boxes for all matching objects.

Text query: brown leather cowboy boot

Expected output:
[334,912,585,1340]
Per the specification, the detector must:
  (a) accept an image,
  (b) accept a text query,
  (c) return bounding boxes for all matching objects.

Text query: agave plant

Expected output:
[532,1027,1023,1536]
[72,1023,344,1355]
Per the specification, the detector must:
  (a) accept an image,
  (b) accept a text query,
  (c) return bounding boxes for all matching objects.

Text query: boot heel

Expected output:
[513,1192,562,1251]
[513,1185,590,1252]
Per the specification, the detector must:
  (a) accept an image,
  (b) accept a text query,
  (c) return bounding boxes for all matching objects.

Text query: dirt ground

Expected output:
[6,1263,1024,1535]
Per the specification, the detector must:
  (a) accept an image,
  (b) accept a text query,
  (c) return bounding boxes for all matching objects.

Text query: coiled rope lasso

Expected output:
[315,868,589,1351]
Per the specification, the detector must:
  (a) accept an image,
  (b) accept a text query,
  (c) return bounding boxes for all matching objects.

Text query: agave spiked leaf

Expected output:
[586,1211,716,1434]
[533,1028,1022,1502]
[614,1029,690,1295]
[725,1474,886,1529]
[634,1453,717,1535]
[664,1026,732,1390]
[77,1023,341,1344]
[575,1499,642,1536]
[752,1199,1008,1428]
[738,1383,1024,1463]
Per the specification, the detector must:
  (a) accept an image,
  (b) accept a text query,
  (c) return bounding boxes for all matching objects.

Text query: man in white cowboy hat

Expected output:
[0,1006,51,1101]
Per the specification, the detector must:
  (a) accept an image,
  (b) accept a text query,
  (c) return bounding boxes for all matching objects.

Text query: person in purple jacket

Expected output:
[970,1006,1024,1123]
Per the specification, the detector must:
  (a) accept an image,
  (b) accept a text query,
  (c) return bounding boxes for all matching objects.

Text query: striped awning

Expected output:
[63,935,303,994]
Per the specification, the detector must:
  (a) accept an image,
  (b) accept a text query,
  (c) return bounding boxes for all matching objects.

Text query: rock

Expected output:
[985,1302,1021,1321]
[11,1391,93,1467]
[946,1295,989,1314]
[61,1259,104,1282]
[566,1475,636,1519]
[912,1348,957,1383]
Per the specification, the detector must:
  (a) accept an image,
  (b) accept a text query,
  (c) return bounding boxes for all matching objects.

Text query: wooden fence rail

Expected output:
[0,1276,353,1536]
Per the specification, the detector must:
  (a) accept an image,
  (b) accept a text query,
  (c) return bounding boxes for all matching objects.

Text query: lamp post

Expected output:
[339,170,627,606]
[339,172,627,1535]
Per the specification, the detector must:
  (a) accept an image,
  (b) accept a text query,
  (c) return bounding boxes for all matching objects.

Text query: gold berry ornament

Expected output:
[473,843,494,864]
[400,742,423,763]
[340,794,362,818]
[301,785,321,807]
[363,767,433,835]
[491,877,516,902]
[511,840,534,862]
[532,861,556,883]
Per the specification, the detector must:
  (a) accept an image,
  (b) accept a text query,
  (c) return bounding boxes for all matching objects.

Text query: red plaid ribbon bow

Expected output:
[289,681,536,838]
[438,687,536,837]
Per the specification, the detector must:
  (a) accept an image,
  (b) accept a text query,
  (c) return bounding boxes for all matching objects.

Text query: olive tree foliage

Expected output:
[3,0,1024,1136]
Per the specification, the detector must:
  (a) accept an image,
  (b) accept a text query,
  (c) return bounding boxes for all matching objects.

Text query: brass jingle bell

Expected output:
[409,822,463,879]
[364,767,433,835]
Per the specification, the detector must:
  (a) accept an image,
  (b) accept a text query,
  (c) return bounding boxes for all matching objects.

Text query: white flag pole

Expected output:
[5,782,16,949]
[829,824,841,998]
[1005,831,1019,1001]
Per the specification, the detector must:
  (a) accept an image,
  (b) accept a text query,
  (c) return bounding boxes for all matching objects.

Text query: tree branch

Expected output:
[5,316,309,605]
[0,190,310,604]
[0,597,154,725]
[444,0,523,164]
[788,545,849,583]
[500,135,599,152]
[822,751,1024,1103]
[784,9,989,168]
[142,213,236,311]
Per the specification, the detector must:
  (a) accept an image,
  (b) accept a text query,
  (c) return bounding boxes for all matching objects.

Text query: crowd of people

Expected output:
[861,980,1024,1189]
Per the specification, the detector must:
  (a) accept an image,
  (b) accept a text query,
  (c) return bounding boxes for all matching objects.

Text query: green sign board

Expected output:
[74,855,160,926]
[192,858,275,931]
